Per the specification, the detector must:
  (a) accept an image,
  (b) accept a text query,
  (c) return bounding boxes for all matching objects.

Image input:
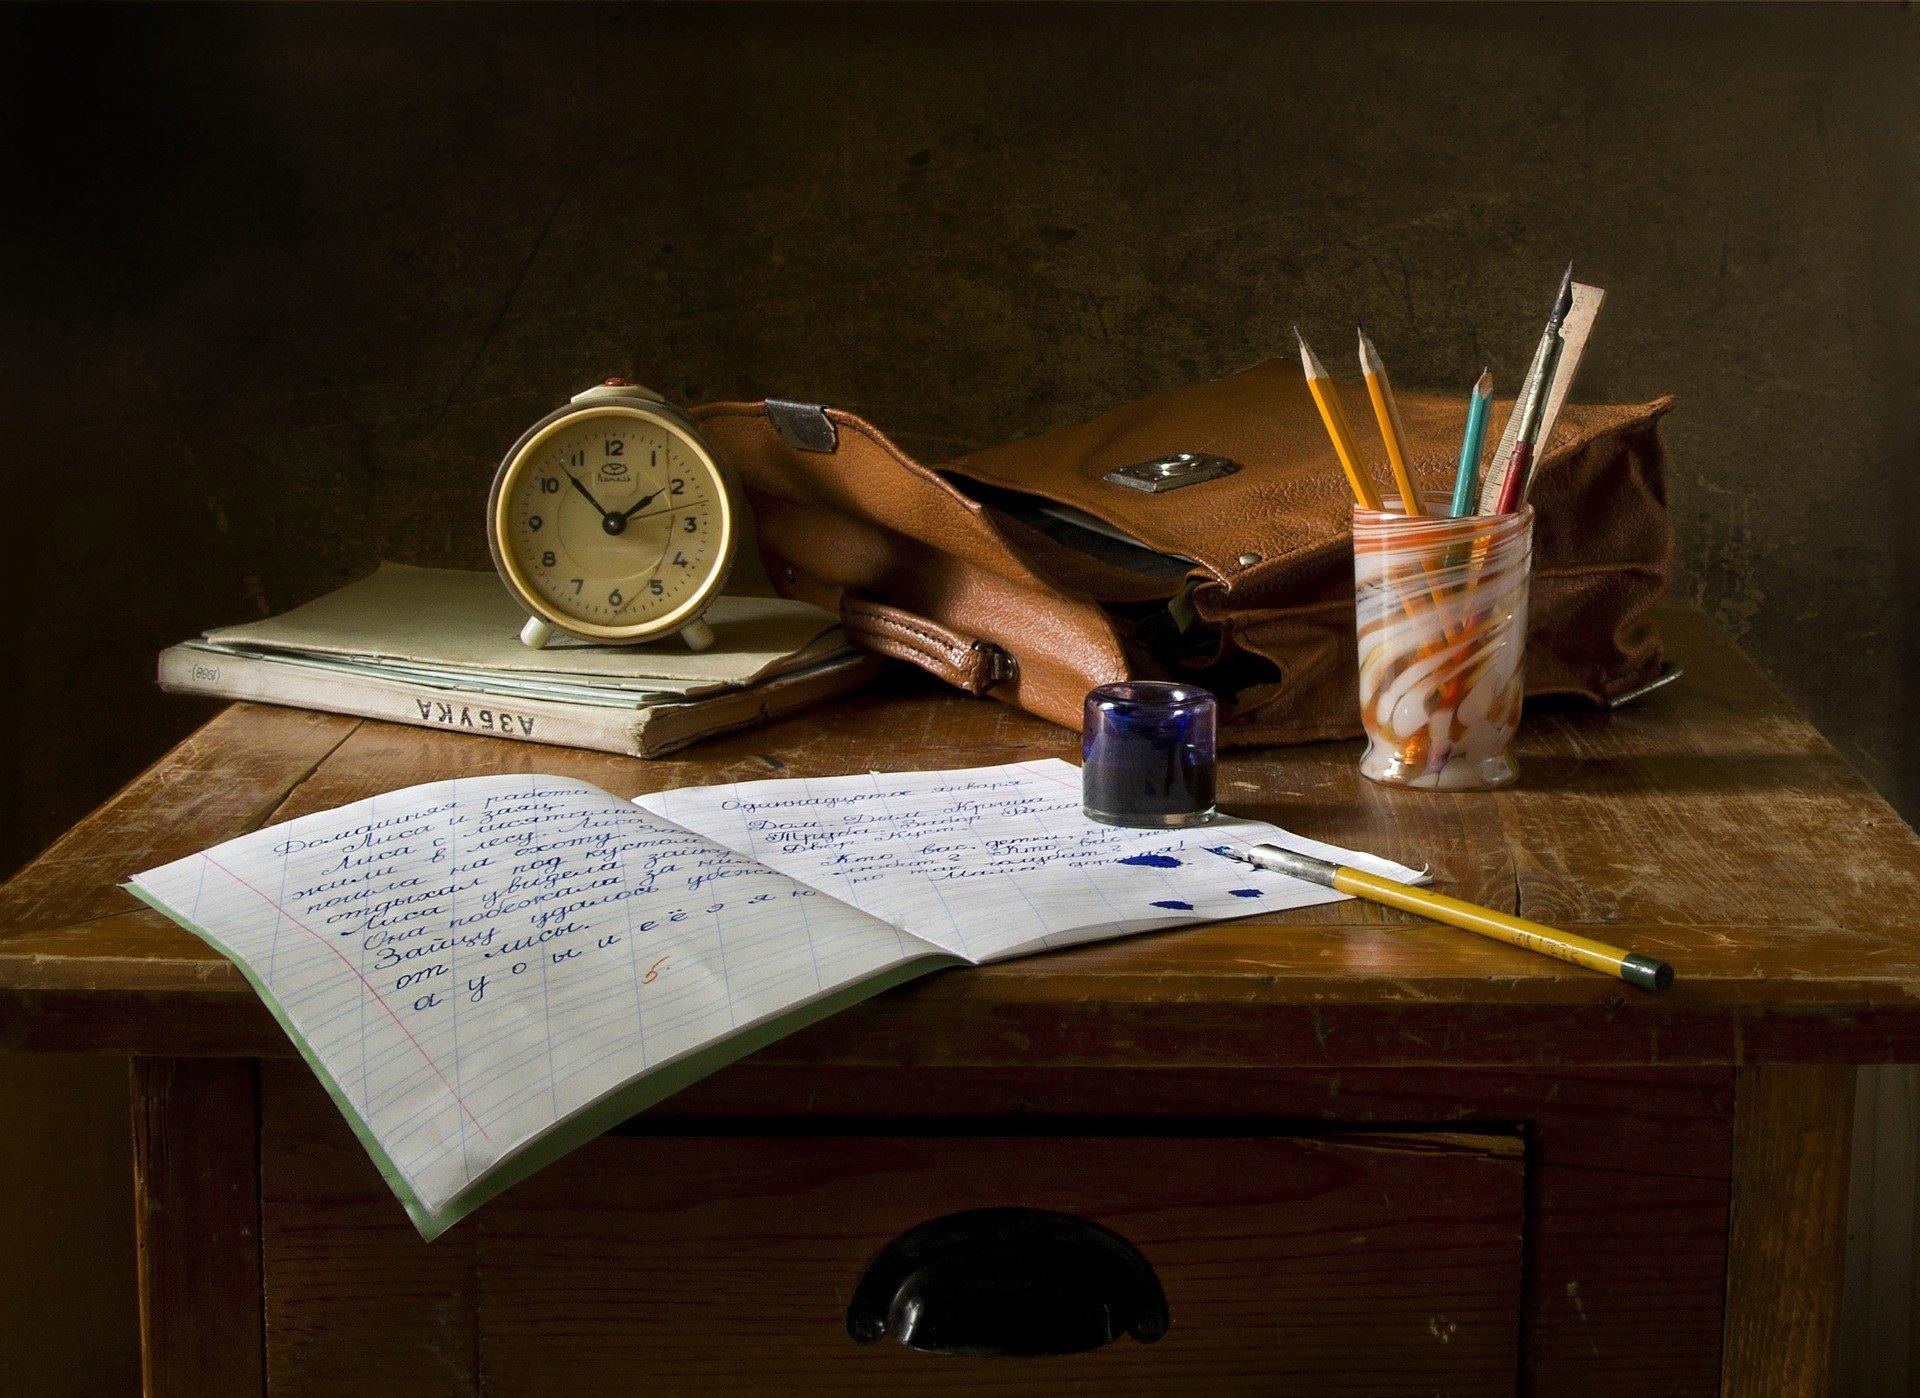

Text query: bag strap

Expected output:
[697,398,1129,729]
[840,596,1016,695]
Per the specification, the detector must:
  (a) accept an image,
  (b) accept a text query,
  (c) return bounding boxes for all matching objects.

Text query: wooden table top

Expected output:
[5,606,1920,1068]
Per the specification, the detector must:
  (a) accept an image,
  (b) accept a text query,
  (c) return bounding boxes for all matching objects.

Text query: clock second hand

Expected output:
[601,498,705,604]
[613,502,701,603]
[620,496,707,527]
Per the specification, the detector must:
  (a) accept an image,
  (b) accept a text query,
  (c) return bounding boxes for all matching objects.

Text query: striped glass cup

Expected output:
[1351,495,1533,790]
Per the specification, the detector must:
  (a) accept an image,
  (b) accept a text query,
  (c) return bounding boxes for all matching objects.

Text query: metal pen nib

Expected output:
[1217,843,1337,888]
[1548,262,1574,330]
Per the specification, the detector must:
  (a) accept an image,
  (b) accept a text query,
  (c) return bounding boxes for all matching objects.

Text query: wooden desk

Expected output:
[5,608,1918,1395]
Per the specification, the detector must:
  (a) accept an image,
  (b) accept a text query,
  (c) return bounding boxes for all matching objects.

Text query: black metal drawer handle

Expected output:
[846,1207,1168,1357]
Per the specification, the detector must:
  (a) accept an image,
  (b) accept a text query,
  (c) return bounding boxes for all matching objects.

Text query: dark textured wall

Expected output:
[9,1,1919,868]
[4,6,1918,1389]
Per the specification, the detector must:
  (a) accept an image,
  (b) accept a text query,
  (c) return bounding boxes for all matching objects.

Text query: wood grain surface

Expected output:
[652,1062,1742,1396]
[6,608,1920,1069]
[130,1057,265,1397]
[1722,1064,1857,1396]
[249,1059,1735,1396]
[259,1065,1527,1394]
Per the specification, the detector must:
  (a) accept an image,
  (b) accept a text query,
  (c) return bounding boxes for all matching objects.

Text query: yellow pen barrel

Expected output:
[1331,867,1673,992]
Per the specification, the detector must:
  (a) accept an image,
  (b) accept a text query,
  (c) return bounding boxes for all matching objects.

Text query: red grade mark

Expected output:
[202,854,494,1143]
[643,956,669,984]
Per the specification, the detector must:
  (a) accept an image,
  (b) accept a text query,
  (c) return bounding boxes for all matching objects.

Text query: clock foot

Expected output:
[680,619,716,652]
[519,617,554,649]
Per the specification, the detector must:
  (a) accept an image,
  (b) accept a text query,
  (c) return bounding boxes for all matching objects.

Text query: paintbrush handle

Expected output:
[1230,843,1671,991]
[1496,332,1564,511]
[1492,440,1532,514]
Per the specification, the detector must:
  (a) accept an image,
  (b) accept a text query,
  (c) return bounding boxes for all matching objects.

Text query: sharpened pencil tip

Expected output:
[1294,326,1326,378]
[1356,325,1384,374]
[1475,368,1493,395]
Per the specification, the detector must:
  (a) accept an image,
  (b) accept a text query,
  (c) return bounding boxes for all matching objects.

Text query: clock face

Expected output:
[493,405,731,639]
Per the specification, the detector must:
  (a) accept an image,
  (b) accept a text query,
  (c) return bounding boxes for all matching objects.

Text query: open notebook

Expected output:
[128,759,1420,1239]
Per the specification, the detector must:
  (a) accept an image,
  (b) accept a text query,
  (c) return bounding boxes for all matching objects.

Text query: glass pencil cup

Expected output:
[1352,495,1533,791]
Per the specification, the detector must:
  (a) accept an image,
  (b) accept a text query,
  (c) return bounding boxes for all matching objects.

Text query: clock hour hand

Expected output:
[618,488,663,520]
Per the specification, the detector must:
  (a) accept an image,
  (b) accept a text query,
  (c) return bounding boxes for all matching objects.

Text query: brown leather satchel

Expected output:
[695,360,1673,744]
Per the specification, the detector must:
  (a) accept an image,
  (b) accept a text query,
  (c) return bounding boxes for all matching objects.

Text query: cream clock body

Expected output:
[488,381,735,652]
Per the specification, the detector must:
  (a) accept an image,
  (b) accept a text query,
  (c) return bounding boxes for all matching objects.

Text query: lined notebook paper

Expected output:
[129,758,1420,1238]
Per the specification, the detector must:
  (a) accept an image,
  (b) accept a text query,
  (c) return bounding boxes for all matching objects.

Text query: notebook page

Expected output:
[636,758,1425,964]
[128,775,942,1236]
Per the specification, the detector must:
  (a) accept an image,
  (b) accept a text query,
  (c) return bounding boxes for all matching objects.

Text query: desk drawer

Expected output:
[261,1073,1524,1393]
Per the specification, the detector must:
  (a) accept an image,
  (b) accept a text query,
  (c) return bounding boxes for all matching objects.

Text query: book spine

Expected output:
[158,647,645,757]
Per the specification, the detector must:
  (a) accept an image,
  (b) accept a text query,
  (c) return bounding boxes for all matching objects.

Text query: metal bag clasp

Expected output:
[1102,452,1240,493]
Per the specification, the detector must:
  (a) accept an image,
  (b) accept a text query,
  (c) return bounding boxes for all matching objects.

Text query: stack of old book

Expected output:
[158,564,877,756]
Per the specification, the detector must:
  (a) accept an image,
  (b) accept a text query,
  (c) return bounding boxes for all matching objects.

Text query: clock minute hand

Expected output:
[565,472,615,520]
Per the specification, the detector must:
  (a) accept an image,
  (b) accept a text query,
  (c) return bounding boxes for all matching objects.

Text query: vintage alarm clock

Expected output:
[488,380,735,651]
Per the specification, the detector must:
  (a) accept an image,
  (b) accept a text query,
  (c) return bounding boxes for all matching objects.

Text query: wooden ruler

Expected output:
[1477,282,1606,513]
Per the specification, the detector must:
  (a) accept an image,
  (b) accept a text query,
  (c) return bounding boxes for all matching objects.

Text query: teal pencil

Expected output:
[1449,369,1493,517]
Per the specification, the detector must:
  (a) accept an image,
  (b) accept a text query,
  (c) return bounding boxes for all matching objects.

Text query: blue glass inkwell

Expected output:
[1081,682,1218,828]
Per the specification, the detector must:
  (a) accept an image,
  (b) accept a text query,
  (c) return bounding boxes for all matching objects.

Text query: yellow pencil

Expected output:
[1222,843,1674,992]
[1353,326,1464,636]
[1357,326,1424,515]
[1296,328,1383,510]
